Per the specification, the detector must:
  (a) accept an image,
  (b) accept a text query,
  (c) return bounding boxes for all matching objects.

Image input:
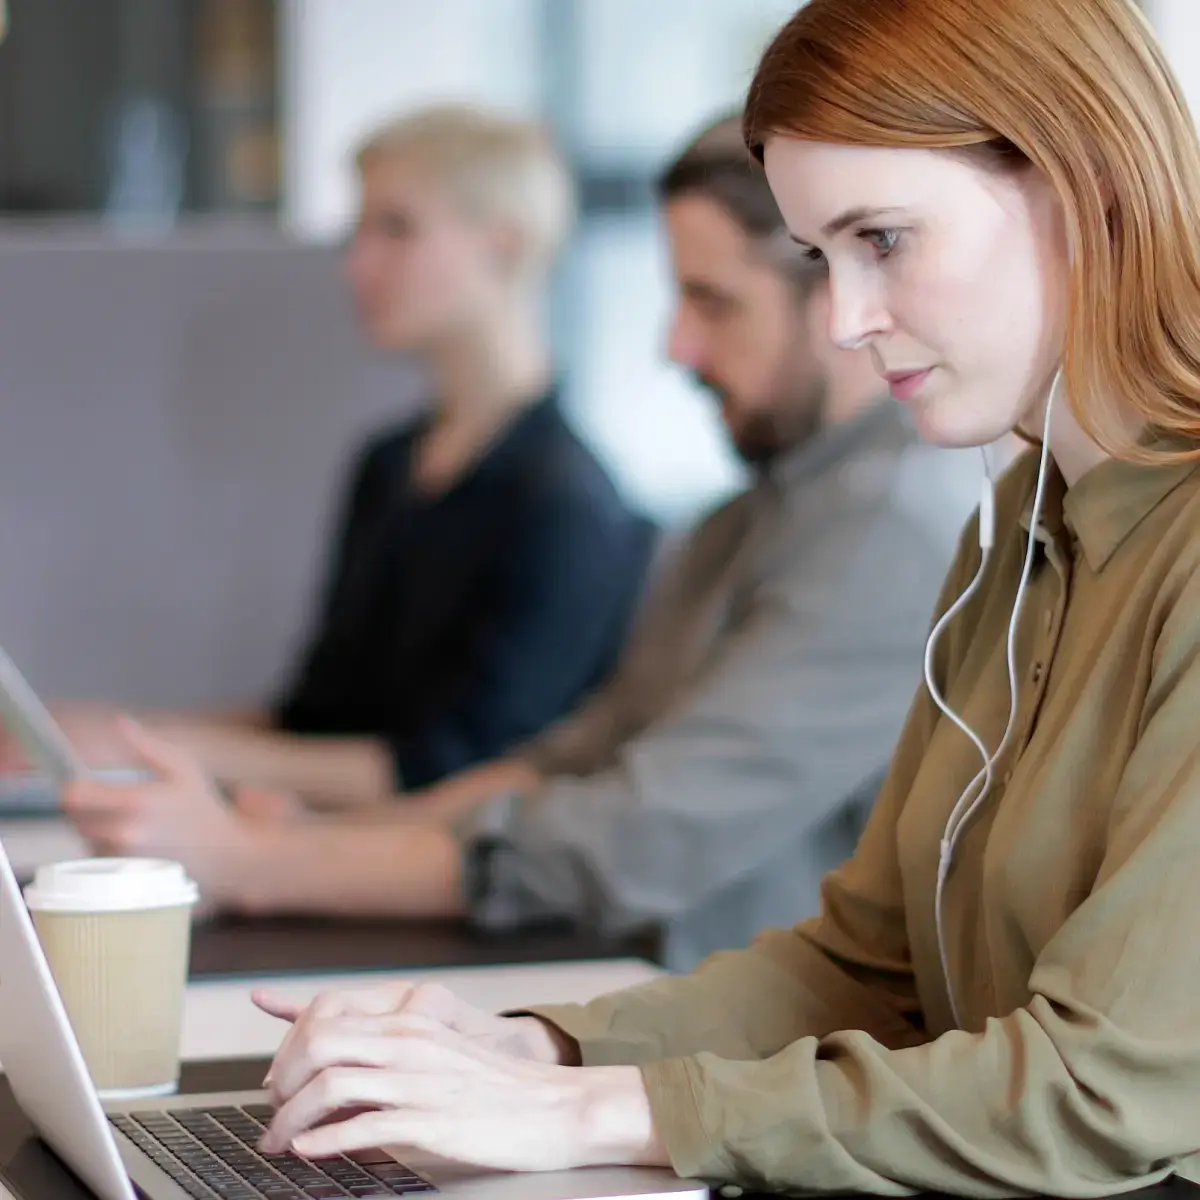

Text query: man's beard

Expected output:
[695,371,828,470]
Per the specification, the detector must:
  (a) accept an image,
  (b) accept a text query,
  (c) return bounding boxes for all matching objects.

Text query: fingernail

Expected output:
[261,1072,273,1089]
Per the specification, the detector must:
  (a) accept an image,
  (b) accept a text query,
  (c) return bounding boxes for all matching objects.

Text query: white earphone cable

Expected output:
[927,371,1060,1028]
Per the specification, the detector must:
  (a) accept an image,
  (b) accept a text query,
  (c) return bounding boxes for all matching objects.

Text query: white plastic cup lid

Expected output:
[23,858,199,914]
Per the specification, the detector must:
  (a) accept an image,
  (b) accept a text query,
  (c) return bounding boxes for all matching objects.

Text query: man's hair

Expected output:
[355,103,576,276]
[656,111,816,289]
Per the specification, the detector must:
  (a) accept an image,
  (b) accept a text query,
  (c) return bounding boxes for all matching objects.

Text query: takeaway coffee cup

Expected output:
[24,858,199,1099]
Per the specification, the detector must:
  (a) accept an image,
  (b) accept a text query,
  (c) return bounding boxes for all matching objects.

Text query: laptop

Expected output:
[0,812,705,1200]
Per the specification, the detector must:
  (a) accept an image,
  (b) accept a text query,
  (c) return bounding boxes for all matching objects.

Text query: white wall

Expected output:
[570,0,800,167]
[567,214,748,521]
[279,0,543,240]
[1142,0,1200,125]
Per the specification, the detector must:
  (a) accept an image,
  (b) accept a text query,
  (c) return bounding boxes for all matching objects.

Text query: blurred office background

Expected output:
[0,0,1181,709]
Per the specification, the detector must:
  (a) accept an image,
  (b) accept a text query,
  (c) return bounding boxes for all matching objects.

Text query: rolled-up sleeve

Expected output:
[515,651,943,1067]
[458,499,953,939]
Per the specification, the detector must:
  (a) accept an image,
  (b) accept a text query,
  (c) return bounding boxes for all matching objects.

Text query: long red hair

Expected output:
[744,0,1200,463]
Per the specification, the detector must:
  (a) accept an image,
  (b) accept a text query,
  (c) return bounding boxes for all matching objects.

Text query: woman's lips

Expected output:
[886,369,933,402]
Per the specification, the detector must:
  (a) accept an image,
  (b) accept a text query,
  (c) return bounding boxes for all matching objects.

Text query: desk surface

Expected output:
[4,1059,1200,1200]
[183,958,662,1060]
[188,912,658,978]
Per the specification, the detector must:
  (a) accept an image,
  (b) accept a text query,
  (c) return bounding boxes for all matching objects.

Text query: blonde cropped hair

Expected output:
[355,104,575,276]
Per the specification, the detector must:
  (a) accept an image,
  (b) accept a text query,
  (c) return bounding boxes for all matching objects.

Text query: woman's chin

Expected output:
[906,398,1008,451]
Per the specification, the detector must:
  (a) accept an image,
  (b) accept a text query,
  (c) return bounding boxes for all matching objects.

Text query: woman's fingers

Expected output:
[263,980,484,1081]
[254,982,417,1027]
[264,982,418,1074]
[114,717,203,783]
[266,1017,456,1106]
[292,1108,439,1162]
[261,1065,451,1154]
[251,990,307,1023]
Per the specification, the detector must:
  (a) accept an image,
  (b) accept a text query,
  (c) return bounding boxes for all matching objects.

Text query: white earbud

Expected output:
[978,470,995,551]
[926,371,1061,1028]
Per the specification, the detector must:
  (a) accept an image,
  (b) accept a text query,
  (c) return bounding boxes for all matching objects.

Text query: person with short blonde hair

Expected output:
[354,103,574,280]
[22,101,652,808]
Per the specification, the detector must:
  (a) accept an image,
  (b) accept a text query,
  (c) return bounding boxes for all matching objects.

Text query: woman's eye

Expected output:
[802,245,825,263]
[861,228,901,256]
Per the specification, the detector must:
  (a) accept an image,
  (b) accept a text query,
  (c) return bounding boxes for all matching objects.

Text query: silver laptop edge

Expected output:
[0,824,138,1200]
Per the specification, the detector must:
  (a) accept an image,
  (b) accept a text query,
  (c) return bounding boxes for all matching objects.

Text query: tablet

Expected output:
[0,643,84,786]
[0,768,151,816]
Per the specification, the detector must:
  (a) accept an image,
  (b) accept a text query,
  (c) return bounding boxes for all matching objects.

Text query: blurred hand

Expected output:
[0,702,134,775]
[232,785,307,824]
[61,717,252,903]
[0,724,25,773]
[252,981,651,1171]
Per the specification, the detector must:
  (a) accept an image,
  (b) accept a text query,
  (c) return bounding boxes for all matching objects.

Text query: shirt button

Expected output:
[1031,661,1044,684]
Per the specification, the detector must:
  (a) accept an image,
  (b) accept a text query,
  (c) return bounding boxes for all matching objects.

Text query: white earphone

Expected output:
[924,370,1061,1028]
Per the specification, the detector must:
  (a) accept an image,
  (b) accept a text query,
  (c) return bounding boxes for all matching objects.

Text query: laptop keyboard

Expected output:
[108,1104,438,1199]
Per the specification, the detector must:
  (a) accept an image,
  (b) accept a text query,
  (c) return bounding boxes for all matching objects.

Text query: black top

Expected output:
[274,388,657,789]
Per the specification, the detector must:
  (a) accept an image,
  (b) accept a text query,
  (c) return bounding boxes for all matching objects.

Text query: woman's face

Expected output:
[344,156,504,354]
[763,139,1071,448]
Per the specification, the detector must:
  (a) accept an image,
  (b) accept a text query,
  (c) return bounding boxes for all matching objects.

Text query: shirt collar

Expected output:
[1019,438,1199,572]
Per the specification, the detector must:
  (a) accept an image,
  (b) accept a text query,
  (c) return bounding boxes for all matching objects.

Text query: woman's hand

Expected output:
[255,979,571,1072]
[252,982,663,1172]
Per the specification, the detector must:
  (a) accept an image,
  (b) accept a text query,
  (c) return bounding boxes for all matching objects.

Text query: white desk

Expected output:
[182,958,663,1061]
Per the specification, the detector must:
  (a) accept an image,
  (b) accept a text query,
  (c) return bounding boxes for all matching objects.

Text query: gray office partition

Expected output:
[0,221,422,710]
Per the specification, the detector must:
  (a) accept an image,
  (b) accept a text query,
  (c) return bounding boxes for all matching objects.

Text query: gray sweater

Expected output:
[459,403,983,970]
